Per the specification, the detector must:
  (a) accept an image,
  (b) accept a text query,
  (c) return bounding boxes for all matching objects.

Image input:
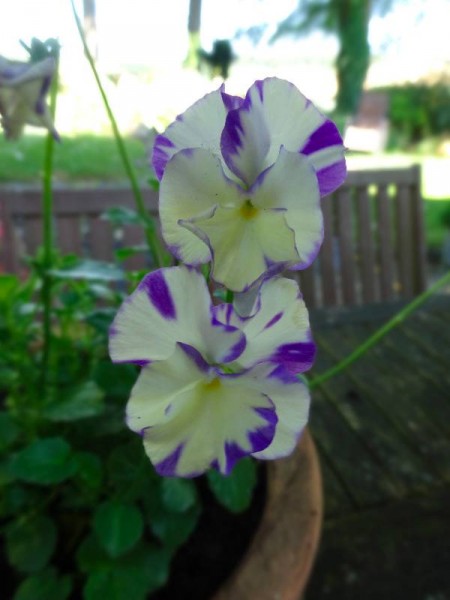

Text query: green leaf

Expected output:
[150,506,201,552]
[43,382,105,422]
[93,501,143,558]
[6,516,57,573]
[74,451,103,490]
[83,543,169,600]
[50,259,124,282]
[206,457,258,513]
[101,206,142,226]
[0,411,20,451]
[14,568,72,600]
[161,478,197,513]
[93,360,137,400]
[11,437,78,485]
[0,274,19,301]
[85,308,116,334]
[107,440,155,501]
[76,534,110,573]
[114,246,146,261]
[0,457,16,485]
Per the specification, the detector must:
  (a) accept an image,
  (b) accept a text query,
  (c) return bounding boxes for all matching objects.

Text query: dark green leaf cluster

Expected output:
[0,260,259,599]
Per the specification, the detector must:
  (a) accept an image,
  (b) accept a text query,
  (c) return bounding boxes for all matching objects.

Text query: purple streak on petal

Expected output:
[269,364,301,384]
[264,311,283,330]
[178,342,210,372]
[221,333,246,363]
[221,91,244,111]
[301,120,343,155]
[271,341,316,374]
[254,406,278,426]
[315,158,348,197]
[142,270,176,320]
[253,79,265,102]
[152,134,176,180]
[155,444,184,477]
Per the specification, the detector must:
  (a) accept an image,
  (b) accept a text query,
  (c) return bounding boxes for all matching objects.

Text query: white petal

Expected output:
[251,149,323,268]
[138,349,277,477]
[159,148,243,265]
[109,266,244,365]
[183,202,298,292]
[152,87,234,179]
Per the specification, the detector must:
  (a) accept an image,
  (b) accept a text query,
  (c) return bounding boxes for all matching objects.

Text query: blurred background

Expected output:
[1,0,450,263]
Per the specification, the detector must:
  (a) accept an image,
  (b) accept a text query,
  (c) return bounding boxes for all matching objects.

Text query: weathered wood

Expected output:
[0,166,427,307]
[57,216,83,256]
[336,187,356,304]
[395,184,414,298]
[356,186,377,303]
[376,184,395,300]
[319,196,337,305]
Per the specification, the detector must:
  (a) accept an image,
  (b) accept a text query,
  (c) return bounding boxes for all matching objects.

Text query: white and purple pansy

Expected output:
[152,77,346,292]
[0,55,59,140]
[109,266,313,478]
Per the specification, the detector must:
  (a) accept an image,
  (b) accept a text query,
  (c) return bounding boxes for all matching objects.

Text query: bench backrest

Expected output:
[0,165,426,307]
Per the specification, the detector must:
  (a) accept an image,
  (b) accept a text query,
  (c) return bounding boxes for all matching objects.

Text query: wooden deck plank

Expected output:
[313,329,439,492]
[376,185,395,300]
[318,196,337,306]
[316,322,450,483]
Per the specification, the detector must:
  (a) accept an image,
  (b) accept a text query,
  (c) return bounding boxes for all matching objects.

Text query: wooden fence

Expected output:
[0,165,427,308]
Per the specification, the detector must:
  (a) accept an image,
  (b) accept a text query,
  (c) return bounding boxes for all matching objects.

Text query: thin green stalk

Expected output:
[309,270,450,390]
[70,0,164,268]
[41,65,59,391]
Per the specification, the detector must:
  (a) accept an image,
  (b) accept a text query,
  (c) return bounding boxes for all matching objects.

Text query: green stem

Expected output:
[70,0,164,268]
[41,64,59,392]
[309,270,450,390]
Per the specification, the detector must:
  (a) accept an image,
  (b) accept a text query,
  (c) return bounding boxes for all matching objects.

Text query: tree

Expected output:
[185,0,202,69]
[273,0,397,115]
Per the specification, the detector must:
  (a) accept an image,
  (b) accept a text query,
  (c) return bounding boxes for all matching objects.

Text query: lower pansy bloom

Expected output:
[109,266,313,477]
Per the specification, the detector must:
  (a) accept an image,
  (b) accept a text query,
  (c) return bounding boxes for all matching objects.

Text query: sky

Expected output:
[0,0,449,74]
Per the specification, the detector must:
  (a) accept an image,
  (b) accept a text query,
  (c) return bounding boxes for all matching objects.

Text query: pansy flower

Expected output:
[0,55,58,140]
[109,266,314,477]
[152,77,346,292]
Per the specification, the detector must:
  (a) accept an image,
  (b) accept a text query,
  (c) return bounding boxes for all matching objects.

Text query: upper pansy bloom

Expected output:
[152,78,346,292]
[0,55,58,140]
[109,266,314,477]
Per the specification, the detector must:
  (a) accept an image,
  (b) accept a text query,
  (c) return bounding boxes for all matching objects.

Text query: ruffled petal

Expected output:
[159,148,243,265]
[109,266,245,365]
[214,277,315,374]
[152,87,242,180]
[136,347,277,477]
[250,365,310,460]
[251,148,323,269]
[182,202,299,292]
[221,77,345,195]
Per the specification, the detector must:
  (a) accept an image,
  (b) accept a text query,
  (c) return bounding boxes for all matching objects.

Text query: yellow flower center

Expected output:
[240,199,259,220]
[203,377,222,392]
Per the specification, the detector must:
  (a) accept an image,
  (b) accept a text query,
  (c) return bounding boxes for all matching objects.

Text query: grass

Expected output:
[0,134,150,184]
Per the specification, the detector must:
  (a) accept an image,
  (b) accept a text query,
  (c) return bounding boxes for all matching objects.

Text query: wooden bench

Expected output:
[0,166,427,307]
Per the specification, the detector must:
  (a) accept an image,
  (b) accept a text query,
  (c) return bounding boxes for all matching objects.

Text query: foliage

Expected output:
[0,243,258,597]
[273,0,398,114]
[376,82,450,148]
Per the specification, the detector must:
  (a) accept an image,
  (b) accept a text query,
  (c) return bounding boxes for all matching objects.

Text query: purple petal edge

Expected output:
[301,119,343,156]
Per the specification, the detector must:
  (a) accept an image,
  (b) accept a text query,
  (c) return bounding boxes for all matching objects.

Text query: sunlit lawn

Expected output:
[0,134,150,183]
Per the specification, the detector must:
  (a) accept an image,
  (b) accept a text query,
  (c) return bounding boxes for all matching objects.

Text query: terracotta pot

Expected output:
[214,428,323,600]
